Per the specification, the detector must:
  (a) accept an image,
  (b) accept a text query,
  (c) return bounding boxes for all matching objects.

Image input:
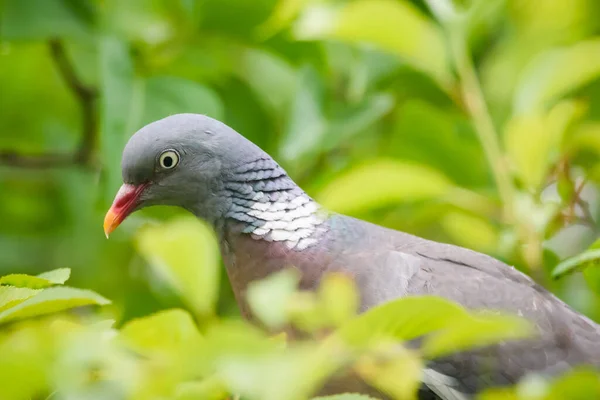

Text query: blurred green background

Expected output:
[1,0,599,326]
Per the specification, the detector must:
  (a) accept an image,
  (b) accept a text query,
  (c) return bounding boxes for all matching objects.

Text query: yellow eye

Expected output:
[159,150,179,169]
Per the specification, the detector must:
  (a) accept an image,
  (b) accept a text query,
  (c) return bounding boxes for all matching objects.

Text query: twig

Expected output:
[559,164,598,232]
[450,36,515,221]
[49,39,98,164]
[424,0,515,223]
[0,39,98,168]
[574,188,599,234]
[0,151,76,168]
[564,215,598,231]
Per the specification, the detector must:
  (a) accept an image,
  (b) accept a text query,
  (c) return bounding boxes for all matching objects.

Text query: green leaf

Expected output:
[389,100,490,187]
[50,317,139,399]
[0,319,55,399]
[0,275,47,288]
[316,160,453,214]
[0,286,41,312]
[36,268,71,284]
[422,313,533,358]
[331,295,531,358]
[464,0,508,51]
[553,249,600,279]
[549,368,600,400]
[477,387,520,400]
[140,320,277,388]
[175,377,230,400]
[200,319,279,361]
[479,367,600,400]
[0,268,71,289]
[101,0,196,45]
[568,123,600,156]
[141,76,224,126]
[330,296,471,349]
[589,238,600,250]
[514,39,600,113]
[287,273,359,333]
[280,66,394,167]
[118,309,203,397]
[441,211,499,253]
[313,394,380,400]
[280,66,326,164]
[198,0,278,37]
[556,174,575,203]
[233,47,297,117]
[355,344,423,400]
[294,0,451,87]
[119,308,203,356]
[287,291,325,333]
[217,345,338,400]
[583,265,600,295]
[504,101,584,190]
[0,0,90,39]
[318,273,359,327]
[0,286,110,325]
[247,269,300,330]
[136,216,221,318]
[322,93,395,152]
[256,0,310,40]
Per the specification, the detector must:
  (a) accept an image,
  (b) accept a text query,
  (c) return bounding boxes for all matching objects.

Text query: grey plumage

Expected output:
[113,113,600,399]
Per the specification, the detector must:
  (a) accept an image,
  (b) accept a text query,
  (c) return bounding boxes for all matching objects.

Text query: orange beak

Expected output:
[103,183,148,238]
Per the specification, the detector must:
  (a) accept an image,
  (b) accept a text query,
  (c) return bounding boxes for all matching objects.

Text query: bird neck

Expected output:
[219,156,328,251]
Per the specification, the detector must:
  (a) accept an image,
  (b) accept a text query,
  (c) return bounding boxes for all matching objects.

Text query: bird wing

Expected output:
[421,368,470,400]
[331,221,600,399]
[404,239,600,344]
[379,245,599,396]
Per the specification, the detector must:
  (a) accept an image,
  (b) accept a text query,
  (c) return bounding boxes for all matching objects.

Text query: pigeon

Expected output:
[104,113,600,399]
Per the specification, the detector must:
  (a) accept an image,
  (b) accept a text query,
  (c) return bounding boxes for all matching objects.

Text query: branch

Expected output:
[0,39,98,168]
[450,37,515,221]
[0,152,75,168]
[574,184,599,234]
[49,39,98,164]
[425,0,515,223]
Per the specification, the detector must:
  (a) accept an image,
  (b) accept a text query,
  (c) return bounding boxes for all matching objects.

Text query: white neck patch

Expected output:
[227,189,327,250]
[224,158,328,250]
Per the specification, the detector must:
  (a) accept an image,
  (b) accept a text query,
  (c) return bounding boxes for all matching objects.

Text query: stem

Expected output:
[0,151,74,168]
[49,39,98,164]
[450,35,515,222]
[425,0,514,221]
[0,39,98,168]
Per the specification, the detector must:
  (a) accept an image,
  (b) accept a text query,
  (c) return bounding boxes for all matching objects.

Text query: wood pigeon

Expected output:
[104,114,600,399]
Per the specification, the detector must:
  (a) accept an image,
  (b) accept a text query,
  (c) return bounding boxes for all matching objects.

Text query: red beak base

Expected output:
[103,183,147,237]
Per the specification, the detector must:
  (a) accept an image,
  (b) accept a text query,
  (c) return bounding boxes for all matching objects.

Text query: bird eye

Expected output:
[158,150,179,170]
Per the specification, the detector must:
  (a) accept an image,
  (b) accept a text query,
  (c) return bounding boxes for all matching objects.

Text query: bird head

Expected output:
[103,113,259,237]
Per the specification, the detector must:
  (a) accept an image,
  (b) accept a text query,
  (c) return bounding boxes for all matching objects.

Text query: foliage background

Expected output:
[0,0,600,398]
